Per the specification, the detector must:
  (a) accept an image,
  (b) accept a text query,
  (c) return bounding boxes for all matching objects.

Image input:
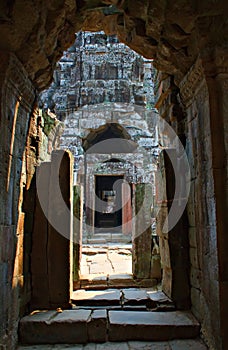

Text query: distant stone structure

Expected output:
[39,31,155,120]
[39,31,160,243]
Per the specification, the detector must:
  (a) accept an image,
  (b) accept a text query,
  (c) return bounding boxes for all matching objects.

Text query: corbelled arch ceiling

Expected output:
[0,0,227,91]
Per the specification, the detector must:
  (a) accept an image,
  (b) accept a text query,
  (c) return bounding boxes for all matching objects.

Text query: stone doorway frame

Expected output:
[94,174,124,231]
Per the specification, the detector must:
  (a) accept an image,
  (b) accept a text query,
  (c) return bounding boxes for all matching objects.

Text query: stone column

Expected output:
[72,185,83,289]
[156,149,190,309]
[31,162,51,309]
[132,183,152,279]
[122,182,132,235]
[31,150,73,309]
[48,150,73,308]
[202,50,228,350]
[178,52,227,348]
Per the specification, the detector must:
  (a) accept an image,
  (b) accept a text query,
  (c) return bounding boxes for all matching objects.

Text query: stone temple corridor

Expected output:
[0,1,227,350]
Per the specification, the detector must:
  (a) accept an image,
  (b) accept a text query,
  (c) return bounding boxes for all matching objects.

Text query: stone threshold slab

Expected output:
[71,289,121,306]
[71,289,174,308]
[19,310,92,344]
[108,311,200,341]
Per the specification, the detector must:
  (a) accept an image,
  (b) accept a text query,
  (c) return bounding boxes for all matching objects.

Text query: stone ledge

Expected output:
[19,310,91,344]
[108,311,200,341]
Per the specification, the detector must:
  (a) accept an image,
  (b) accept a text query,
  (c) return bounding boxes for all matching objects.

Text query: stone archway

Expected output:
[58,106,160,285]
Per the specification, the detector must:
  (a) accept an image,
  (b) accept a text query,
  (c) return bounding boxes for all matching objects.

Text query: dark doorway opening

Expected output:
[95,175,123,231]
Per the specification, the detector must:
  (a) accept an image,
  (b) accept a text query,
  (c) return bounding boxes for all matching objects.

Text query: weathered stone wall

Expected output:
[0,53,63,349]
[59,103,159,243]
[0,53,36,349]
[59,103,159,181]
[39,31,155,119]
[155,55,228,349]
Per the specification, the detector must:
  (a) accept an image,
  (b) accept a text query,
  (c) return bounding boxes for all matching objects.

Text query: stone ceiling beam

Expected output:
[0,0,226,91]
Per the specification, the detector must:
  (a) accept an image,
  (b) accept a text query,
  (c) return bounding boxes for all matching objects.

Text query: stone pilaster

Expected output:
[156,149,190,309]
[132,183,152,279]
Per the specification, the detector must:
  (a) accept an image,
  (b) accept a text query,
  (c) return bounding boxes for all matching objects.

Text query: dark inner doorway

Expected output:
[95,175,123,231]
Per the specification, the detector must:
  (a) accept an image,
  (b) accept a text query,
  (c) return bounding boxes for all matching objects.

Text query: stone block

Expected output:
[19,310,92,344]
[30,274,49,309]
[47,151,73,308]
[162,267,172,298]
[169,338,208,350]
[18,346,54,350]
[128,341,170,350]
[123,305,147,311]
[190,267,201,289]
[159,237,171,268]
[71,289,120,306]
[156,207,169,238]
[0,225,15,263]
[147,291,173,305]
[19,311,58,344]
[132,183,152,279]
[108,311,200,341]
[96,343,129,350]
[189,247,200,269]
[88,309,107,342]
[108,274,136,288]
[191,287,202,322]
[121,288,149,305]
[188,227,197,248]
[54,346,84,350]
[150,255,162,279]
[135,278,157,288]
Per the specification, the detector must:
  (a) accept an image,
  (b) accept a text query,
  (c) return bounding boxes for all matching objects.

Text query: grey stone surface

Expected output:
[147,291,173,305]
[83,345,97,350]
[17,339,208,349]
[96,343,129,350]
[18,347,55,350]
[108,311,200,341]
[54,346,84,349]
[53,310,92,322]
[88,310,107,342]
[19,310,92,344]
[169,339,208,349]
[122,288,149,304]
[71,289,120,305]
[128,342,170,350]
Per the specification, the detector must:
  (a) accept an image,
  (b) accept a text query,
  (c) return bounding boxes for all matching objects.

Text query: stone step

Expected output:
[19,309,200,345]
[87,234,132,244]
[79,273,140,289]
[71,289,174,309]
[108,310,200,341]
[79,275,158,290]
[17,339,209,350]
[87,237,131,244]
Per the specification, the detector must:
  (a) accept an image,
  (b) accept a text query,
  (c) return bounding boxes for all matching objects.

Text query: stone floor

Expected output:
[80,244,132,278]
[18,339,208,349]
[78,244,157,289]
[19,244,209,349]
